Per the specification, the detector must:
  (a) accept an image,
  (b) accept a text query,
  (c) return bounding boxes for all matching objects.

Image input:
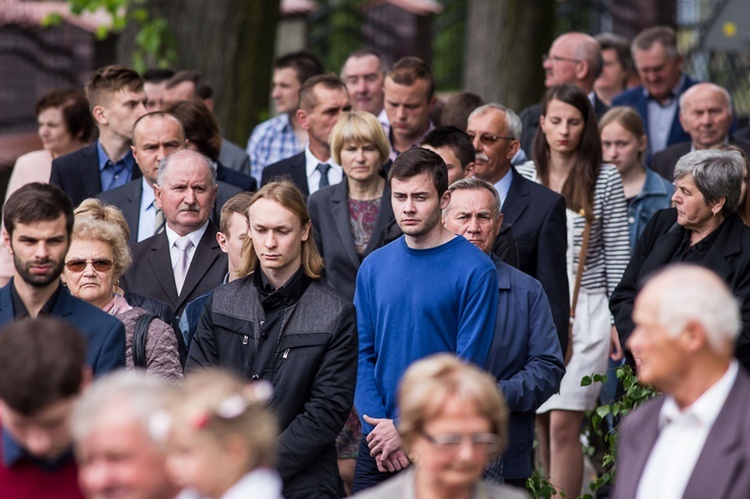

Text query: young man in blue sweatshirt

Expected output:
[353,147,499,492]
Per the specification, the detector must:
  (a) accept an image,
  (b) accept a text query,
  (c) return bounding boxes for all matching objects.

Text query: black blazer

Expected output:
[261,152,308,197]
[650,136,750,181]
[50,143,142,207]
[502,168,570,354]
[610,208,750,370]
[519,94,610,157]
[217,162,257,192]
[308,180,396,301]
[120,222,228,318]
[97,179,242,247]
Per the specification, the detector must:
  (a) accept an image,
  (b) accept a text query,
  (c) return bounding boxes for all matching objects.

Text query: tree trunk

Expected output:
[463,0,556,111]
[117,0,281,145]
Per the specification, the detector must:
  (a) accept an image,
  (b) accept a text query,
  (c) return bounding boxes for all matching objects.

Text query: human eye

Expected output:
[394,193,406,201]
[433,434,462,449]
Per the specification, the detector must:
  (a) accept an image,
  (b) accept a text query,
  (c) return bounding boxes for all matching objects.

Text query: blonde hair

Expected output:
[330,111,390,166]
[599,106,647,164]
[237,181,323,279]
[168,369,278,469]
[398,354,508,459]
[72,199,132,277]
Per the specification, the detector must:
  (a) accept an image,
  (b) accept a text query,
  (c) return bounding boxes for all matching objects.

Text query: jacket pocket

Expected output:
[277,332,330,360]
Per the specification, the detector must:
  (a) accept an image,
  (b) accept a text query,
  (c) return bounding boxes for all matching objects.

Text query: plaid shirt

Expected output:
[246,113,304,183]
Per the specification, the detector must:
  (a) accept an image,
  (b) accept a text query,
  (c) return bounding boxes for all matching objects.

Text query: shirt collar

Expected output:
[10,279,62,320]
[659,360,739,429]
[165,221,209,249]
[304,144,341,177]
[272,112,293,133]
[493,167,513,208]
[2,426,74,471]
[141,177,156,209]
[96,140,134,172]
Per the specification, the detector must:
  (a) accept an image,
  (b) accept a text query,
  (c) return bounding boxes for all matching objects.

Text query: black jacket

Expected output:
[610,209,750,370]
[186,271,358,499]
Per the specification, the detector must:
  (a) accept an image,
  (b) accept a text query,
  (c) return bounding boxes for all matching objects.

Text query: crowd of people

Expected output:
[2,22,750,499]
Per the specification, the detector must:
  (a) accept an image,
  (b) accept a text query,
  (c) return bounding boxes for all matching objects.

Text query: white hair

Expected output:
[653,265,740,352]
[467,103,523,140]
[156,149,217,186]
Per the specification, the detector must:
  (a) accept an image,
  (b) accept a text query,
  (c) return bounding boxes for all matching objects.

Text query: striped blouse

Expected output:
[517,161,630,297]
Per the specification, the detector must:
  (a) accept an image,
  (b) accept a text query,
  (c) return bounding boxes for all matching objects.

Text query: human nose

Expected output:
[467,216,482,234]
[33,241,50,260]
[395,105,407,121]
[671,189,680,204]
[265,231,277,248]
[80,460,113,493]
[355,79,368,95]
[603,144,617,161]
[471,134,483,153]
[24,427,52,456]
[403,197,416,213]
[271,86,281,100]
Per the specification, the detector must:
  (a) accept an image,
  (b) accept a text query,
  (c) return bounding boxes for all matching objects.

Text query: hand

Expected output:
[610,325,624,361]
[382,449,410,473]
[363,415,402,472]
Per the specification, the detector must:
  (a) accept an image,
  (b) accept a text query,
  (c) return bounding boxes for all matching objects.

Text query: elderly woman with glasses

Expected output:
[352,354,526,499]
[62,199,182,382]
[611,148,750,373]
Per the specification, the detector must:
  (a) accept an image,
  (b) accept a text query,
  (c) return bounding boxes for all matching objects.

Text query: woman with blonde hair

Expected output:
[353,354,526,499]
[62,199,182,381]
[308,110,396,301]
[186,181,357,499]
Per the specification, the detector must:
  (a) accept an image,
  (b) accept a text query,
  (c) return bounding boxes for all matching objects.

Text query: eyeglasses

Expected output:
[419,430,500,455]
[65,259,114,273]
[542,54,581,65]
[466,131,515,146]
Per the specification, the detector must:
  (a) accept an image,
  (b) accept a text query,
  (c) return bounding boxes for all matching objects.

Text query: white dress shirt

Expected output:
[493,167,514,209]
[636,360,739,499]
[138,178,158,242]
[304,144,343,195]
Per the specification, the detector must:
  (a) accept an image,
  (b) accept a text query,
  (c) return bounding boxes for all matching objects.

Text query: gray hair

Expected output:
[678,83,733,115]
[674,149,744,215]
[652,264,741,352]
[445,177,501,217]
[156,149,217,186]
[71,371,172,446]
[467,104,523,140]
[632,26,680,61]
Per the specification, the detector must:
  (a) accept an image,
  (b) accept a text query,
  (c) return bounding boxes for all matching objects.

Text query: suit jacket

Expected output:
[120,222,228,319]
[651,136,750,181]
[218,137,251,176]
[519,94,609,157]
[502,167,570,355]
[610,209,750,370]
[612,75,699,161]
[97,179,242,247]
[261,152,308,197]
[50,143,142,207]
[613,367,750,499]
[217,162,257,192]
[308,180,396,301]
[0,282,125,376]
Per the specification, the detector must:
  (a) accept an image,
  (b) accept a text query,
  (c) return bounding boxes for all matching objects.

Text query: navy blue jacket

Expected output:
[0,282,125,376]
[485,255,565,480]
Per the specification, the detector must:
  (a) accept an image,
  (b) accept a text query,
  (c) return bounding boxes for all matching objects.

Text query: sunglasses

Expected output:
[65,259,114,273]
[467,131,515,146]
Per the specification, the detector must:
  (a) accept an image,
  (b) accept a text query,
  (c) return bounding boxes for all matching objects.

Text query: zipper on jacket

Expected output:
[242,335,249,345]
[282,348,290,359]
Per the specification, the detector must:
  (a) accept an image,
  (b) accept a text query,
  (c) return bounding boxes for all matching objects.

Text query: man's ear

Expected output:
[2,227,12,256]
[440,190,451,211]
[154,184,163,210]
[506,140,520,161]
[296,108,310,131]
[465,161,476,178]
[79,366,94,393]
[216,232,229,254]
[91,105,107,126]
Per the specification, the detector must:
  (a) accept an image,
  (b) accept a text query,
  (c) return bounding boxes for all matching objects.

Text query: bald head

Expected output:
[544,32,603,92]
[131,112,187,185]
[678,83,734,150]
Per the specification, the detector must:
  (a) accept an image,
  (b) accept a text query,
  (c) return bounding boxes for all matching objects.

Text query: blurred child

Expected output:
[165,369,282,499]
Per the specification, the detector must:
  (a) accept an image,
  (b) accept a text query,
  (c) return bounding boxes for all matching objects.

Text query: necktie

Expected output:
[154,205,165,235]
[174,236,194,295]
[317,163,331,190]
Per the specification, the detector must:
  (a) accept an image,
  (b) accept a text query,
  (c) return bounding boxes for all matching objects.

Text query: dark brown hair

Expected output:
[298,74,348,112]
[165,70,213,100]
[387,57,435,99]
[274,51,325,85]
[0,318,87,415]
[532,83,602,219]
[165,100,222,161]
[4,182,74,237]
[35,89,95,142]
[85,65,144,110]
[388,147,449,198]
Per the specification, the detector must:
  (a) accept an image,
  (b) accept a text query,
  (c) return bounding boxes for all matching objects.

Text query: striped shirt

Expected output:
[517,162,630,296]
[246,113,304,183]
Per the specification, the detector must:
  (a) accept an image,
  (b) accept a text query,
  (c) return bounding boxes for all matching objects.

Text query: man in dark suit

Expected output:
[613,265,750,499]
[651,82,750,180]
[262,74,351,197]
[120,149,227,320]
[50,65,147,207]
[612,26,698,161]
[468,104,570,356]
[98,112,241,246]
[0,183,124,375]
[520,32,608,156]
